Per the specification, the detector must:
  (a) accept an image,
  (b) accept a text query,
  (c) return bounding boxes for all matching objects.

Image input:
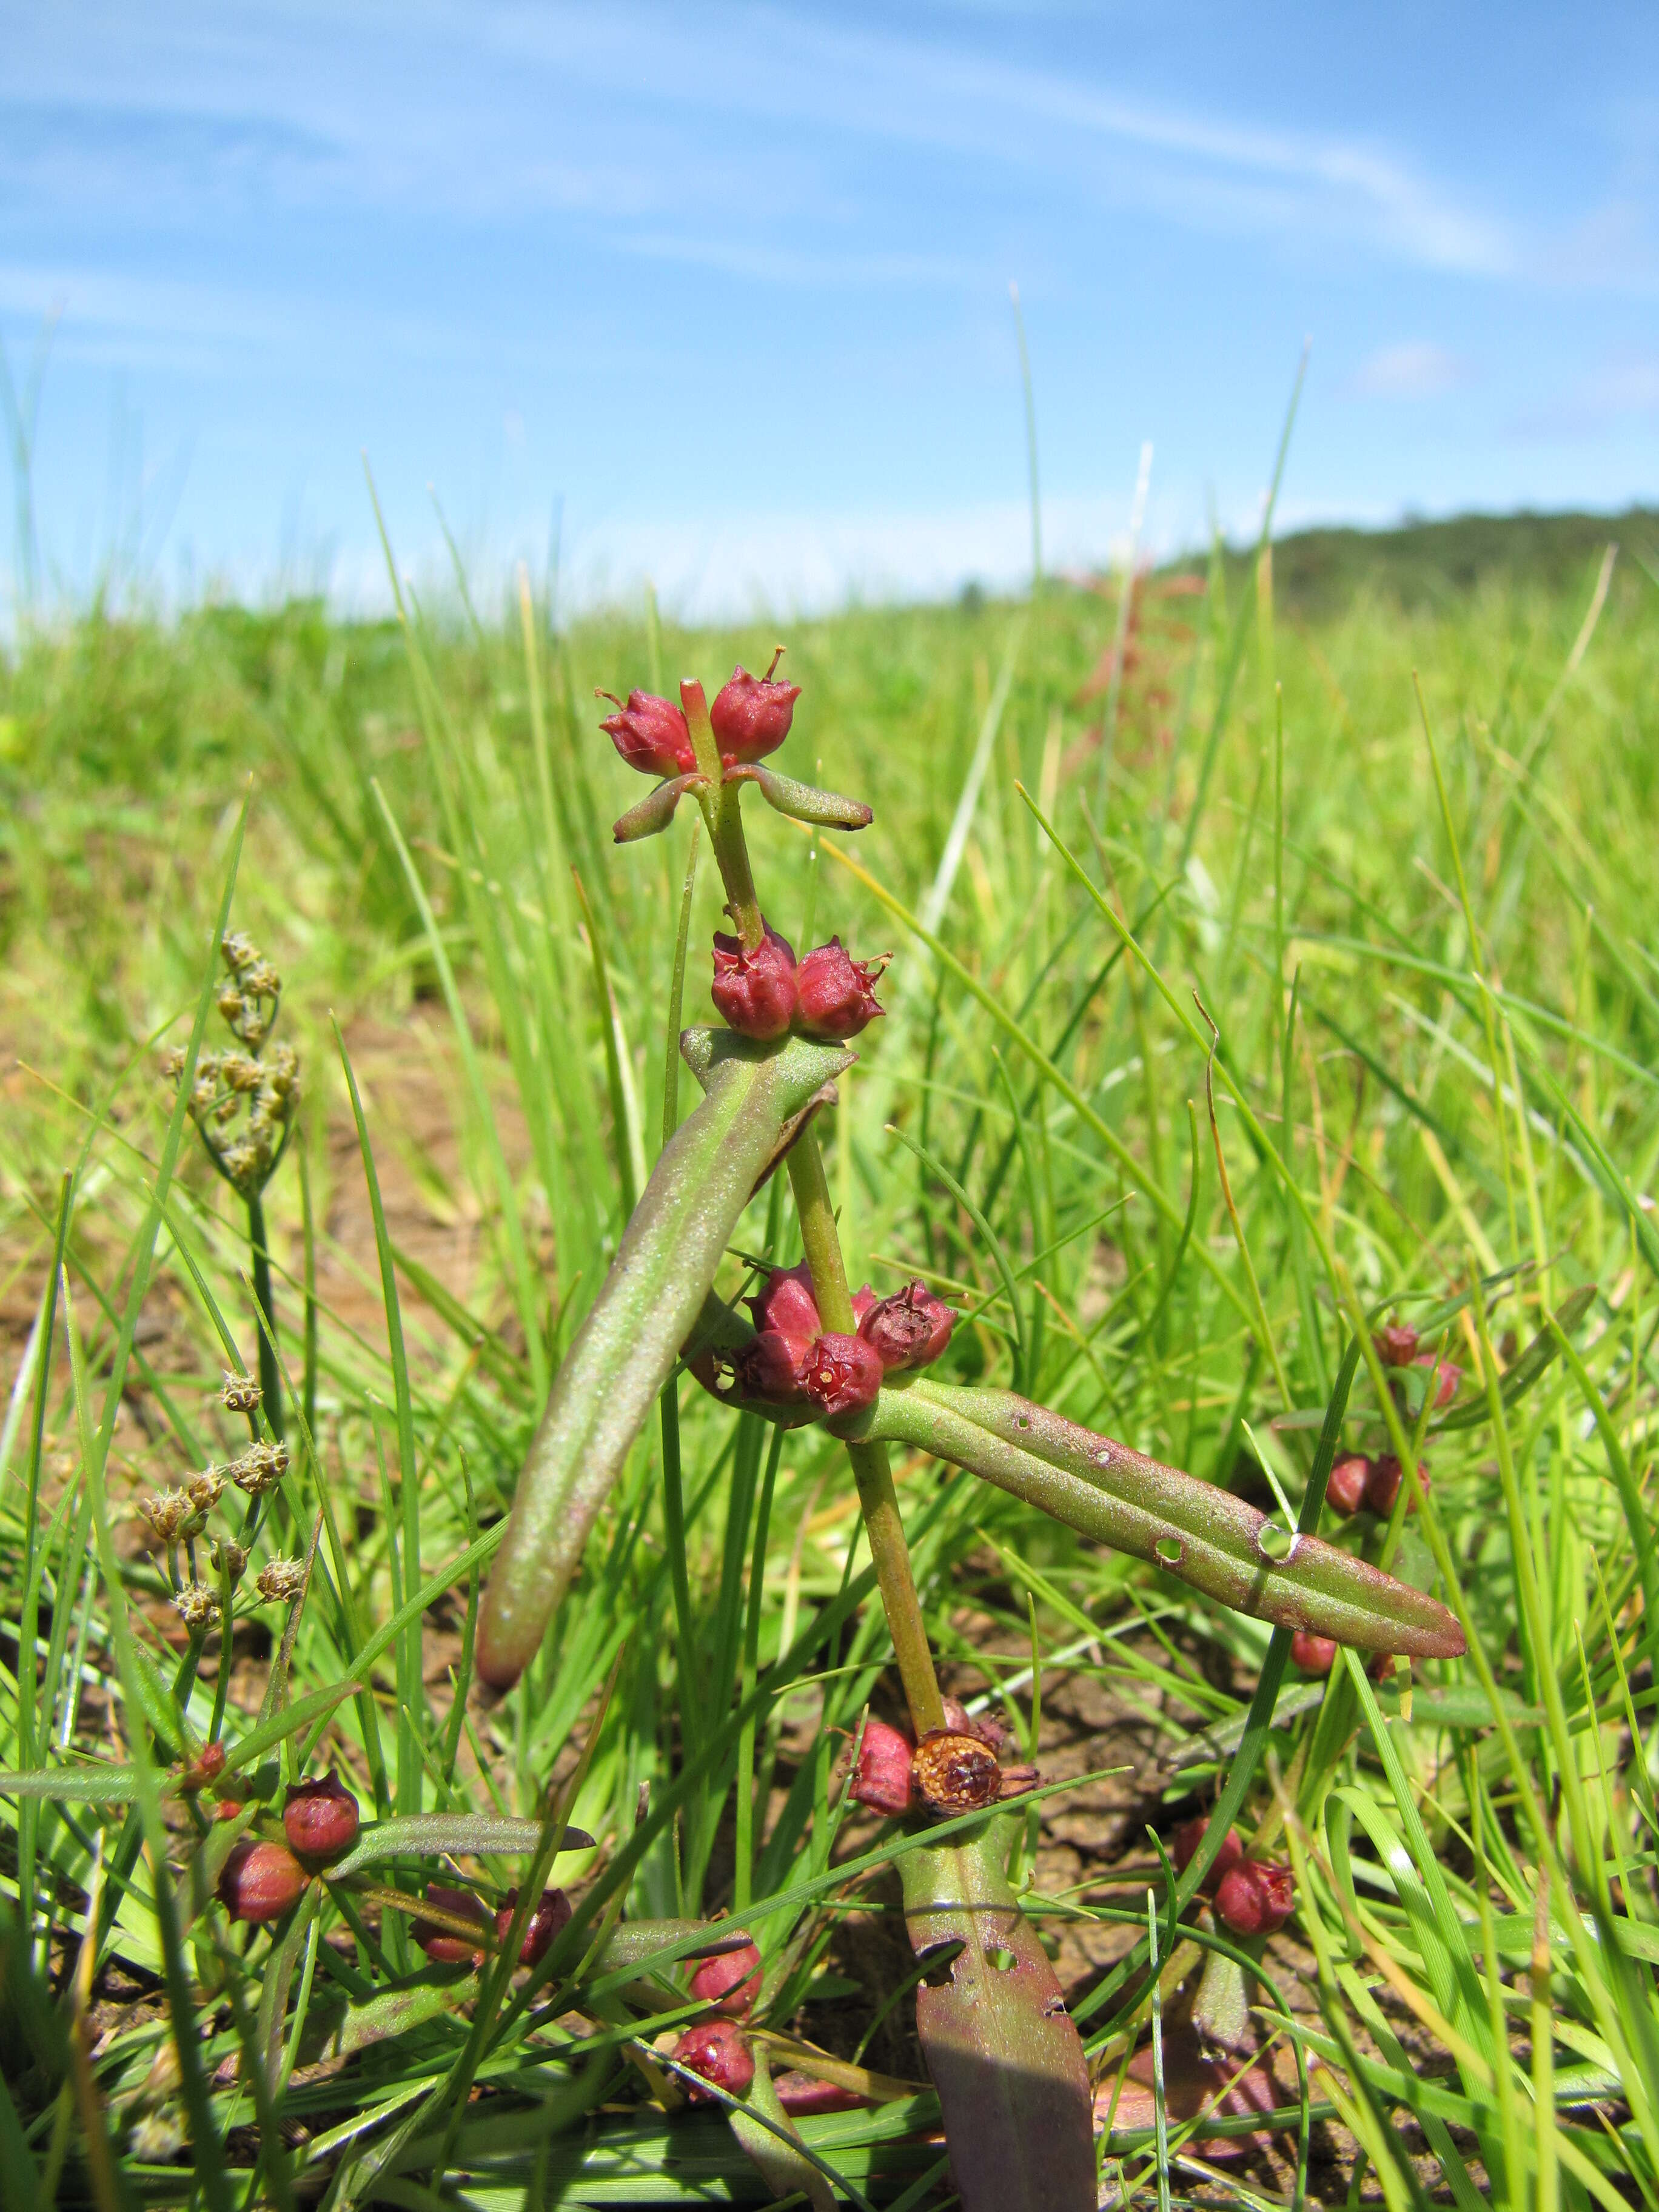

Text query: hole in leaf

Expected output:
[1154,1535,1183,1566]
[1257,1521,1296,1562]
[987,1945,1018,1971]
[917,1939,965,1988]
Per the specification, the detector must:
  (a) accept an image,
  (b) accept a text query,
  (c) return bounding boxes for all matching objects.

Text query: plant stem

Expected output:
[246,1190,284,1441]
[681,679,762,950]
[788,1127,945,1736]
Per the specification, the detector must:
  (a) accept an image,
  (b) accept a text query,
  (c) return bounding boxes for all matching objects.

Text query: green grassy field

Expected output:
[2,504,1658,2209]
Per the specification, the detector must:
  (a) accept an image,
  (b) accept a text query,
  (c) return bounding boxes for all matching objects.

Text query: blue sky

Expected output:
[4,2,1657,618]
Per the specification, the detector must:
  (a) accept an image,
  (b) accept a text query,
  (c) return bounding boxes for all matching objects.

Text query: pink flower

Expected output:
[598,689,695,777]
[736,1329,813,1407]
[710,665,800,763]
[845,1715,916,1816]
[801,1332,883,1421]
[1214,1859,1295,1938]
[674,2017,755,2102]
[859,1280,955,1372]
[794,938,885,1040]
[689,1939,763,2017]
[1374,1320,1419,1367]
[748,1261,822,1341]
[711,922,797,1040]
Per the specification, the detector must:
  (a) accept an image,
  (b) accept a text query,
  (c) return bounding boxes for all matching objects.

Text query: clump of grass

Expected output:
[2,508,1658,2207]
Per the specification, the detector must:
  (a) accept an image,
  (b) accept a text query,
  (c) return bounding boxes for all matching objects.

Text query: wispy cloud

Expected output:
[1344,341,1469,400]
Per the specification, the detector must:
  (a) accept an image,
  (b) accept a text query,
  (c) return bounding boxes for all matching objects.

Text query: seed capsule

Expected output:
[412,1886,491,1964]
[1364,1453,1429,1518]
[495,1885,573,1966]
[800,1332,883,1423]
[709,664,800,764]
[597,688,695,777]
[711,922,798,1040]
[689,1937,763,2016]
[1324,1453,1372,1517]
[283,1772,361,1866]
[794,938,885,1041]
[1375,1320,1419,1367]
[1290,1630,1339,1675]
[673,2017,756,2101]
[845,1716,916,1816]
[1213,1858,1295,1939]
[1168,1815,1244,1896]
[748,1261,822,1341]
[218,1838,309,1923]
[734,1329,813,1407]
[911,1730,1001,1817]
[859,1280,955,1372]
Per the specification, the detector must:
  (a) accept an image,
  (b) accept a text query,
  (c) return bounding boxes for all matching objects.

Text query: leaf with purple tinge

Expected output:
[900,1823,1097,2212]
[868,1379,1465,1660]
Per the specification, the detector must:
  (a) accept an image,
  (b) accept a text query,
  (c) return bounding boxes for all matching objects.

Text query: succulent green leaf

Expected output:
[476,1028,854,1686]
[725,760,873,831]
[327,1814,595,1879]
[612,772,703,844]
[869,1378,1466,1659]
[900,1823,1096,2212]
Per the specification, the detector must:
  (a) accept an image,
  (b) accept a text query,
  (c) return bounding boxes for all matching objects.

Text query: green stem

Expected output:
[246,1189,284,1441]
[681,678,762,949]
[787,1128,944,1735]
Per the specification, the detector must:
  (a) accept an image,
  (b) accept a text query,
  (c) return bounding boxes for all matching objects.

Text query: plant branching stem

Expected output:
[246,1189,284,1441]
[681,679,762,950]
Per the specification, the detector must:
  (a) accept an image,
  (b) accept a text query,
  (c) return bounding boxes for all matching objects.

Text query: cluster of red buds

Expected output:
[843,1701,1037,1821]
[1169,1817,1295,1939]
[600,662,802,777]
[216,1771,364,1922]
[411,1883,574,1967]
[711,920,887,1043]
[719,1264,956,1429]
[1375,1317,1461,1410]
[1326,1450,1429,1519]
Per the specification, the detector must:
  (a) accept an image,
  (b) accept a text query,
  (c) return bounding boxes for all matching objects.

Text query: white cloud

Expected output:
[1344,341,1469,400]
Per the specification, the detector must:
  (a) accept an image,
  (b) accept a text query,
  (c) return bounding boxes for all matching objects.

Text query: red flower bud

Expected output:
[1213,1859,1295,1938]
[495,1885,572,1966]
[1415,1353,1461,1408]
[218,1838,309,1924]
[598,689,695,777]
[709,665,800,764]
[1375,1320,1419,1367]
[283,1772,361,1866]
[1290,1630,1339,1675]
[711,922,798,1041]
[801,1332,883,1422]
[178,1740,227,1792]
[1370,1651,1405,1686]
[1364,1453,1428,1518]
[673,2017,756,2102]
[748,1261,822,1341]
[689,1938,763,2016]
[1169,1816,1244,1897]
[1325,1454,1372,1517]
[412,1885,491,1965]
[845,1715,916,1815]
[859,1280,955,1372]
[851,1283,877,1326]
[794,938,885,1041]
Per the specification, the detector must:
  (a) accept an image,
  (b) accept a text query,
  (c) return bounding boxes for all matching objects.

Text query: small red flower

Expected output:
[597,689,695,777]
[218,1838,309,1924]
[859,1280,955,1372]
[736,1329,813,1406]
[711,922,798,1040]
[1375,1320,1419,1367]
[1364,1453,1429,1517]
[845,1715,916,1816]
[1169,1815,1244,1897]
[1290,1630,1339,1675]
[283,1772,361,1866]
[495,1885,572,1966]
[674,2017,756,2101]
[801,1332,883,1421]
[689,1939,763,2016]
[1325,1454,1372,1517]
[794,938,885,1040]
[710,665,800,763]
[1214,1858,1295,1938]
[1415,1353,1461,1408]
